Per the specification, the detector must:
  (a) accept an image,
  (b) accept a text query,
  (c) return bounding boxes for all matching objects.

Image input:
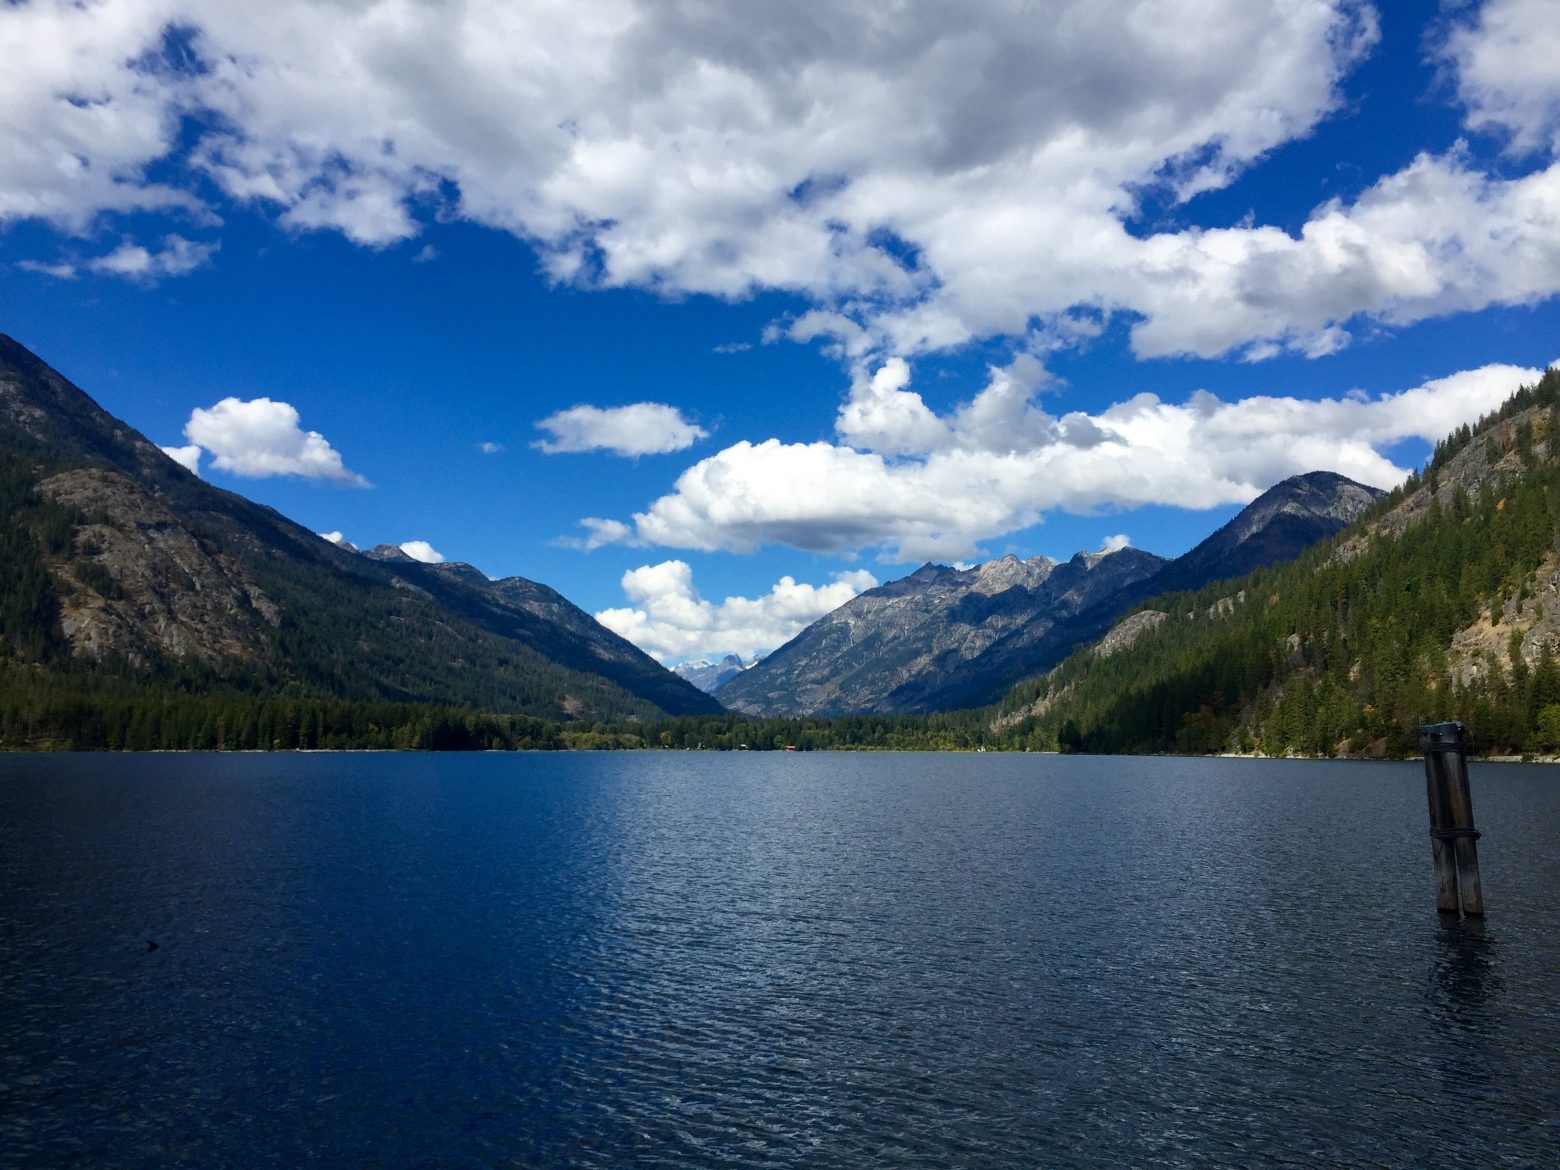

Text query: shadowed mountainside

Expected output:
[0,333,720,722]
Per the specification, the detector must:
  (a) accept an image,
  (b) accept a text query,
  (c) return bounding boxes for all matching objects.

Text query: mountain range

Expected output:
[16,326,1546,759]
[0,333,720,725]
[716,471,1382,716]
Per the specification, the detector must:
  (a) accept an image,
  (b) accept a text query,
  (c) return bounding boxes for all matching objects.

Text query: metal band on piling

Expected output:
[1428,827,1482,841]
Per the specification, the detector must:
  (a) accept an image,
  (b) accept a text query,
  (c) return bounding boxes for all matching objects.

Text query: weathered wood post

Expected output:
[1419,721,1485,917]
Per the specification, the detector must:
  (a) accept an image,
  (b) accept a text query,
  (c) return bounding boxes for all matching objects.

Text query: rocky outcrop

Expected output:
[1340,409,1549,560]
[1446,554,1560,688]
[39,467,279,668]
[1094,610,1167,659]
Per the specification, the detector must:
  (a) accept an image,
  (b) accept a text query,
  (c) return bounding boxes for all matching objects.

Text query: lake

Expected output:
[2,751,1557,1168]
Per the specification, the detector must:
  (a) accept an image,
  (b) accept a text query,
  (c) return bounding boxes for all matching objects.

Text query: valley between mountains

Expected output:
[4,330,1560,757]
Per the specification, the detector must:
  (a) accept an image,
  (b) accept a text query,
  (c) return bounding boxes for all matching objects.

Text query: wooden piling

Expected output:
[1419,721,1485,917]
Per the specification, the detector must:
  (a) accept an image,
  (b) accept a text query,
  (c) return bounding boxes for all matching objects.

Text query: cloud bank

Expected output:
[3,1,1557,362]
[594,560,878,663]
[582,359,1552,562]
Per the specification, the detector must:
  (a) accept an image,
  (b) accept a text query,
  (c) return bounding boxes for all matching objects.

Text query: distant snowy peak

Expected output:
[674,653,756,694]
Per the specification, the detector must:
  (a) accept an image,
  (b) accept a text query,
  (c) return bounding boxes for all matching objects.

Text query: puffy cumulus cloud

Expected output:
[1445,0,1560,155]
[160,443,201,474]
[1099,534,1132,553]
[0,2,1375,348]
[319,530,347,545]
[181,397,370,485]
[594,560,878,663]
[478,440,504,454]
[836,357,949,456]
[585,358,1551,561]
[534,402,707,456]
[398,540,444,564]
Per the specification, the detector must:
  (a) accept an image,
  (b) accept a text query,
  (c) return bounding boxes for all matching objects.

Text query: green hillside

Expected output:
[992,368,1560,758]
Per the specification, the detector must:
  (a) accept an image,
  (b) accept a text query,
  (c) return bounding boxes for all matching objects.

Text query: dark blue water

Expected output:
[2,752,1557,1168]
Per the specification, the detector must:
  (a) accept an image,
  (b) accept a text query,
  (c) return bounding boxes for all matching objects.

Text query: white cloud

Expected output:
[583,358,1549,561]
[160,443,201,474]
[1116,150,1560,360]
[0,0,200,230]
[88,235,217,284]
[3,2,1556,361]
[534,402,708,456]
[181,397,370,485]
[17,235,216,284]
[1099,534,1132,553]
[564,517,635,552]
[836,357,949,456]
[398,540,444,564]
[1445,0,1560,155]
[319,530,347,545]
[17,259,79,280]
[478,441,504,454]
[594,560,878,663]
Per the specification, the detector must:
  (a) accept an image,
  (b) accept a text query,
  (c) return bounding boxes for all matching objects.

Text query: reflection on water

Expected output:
[2,752,1558,1169]
[1430,917,1501,1031]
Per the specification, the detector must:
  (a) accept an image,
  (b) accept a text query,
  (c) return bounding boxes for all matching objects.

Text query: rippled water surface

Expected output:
[3,752,1558,1168]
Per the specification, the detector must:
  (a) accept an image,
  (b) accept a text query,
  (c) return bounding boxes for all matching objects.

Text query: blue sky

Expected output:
[2,0,1558,664]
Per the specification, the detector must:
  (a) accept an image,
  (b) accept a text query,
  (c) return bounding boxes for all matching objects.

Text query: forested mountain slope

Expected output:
[994,368,1560,757]
[0,333,720,740]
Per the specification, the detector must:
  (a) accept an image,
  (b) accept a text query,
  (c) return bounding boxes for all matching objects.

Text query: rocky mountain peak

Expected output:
[1141,470,1383,598]
[972,553,1056,594]
[1232,471,1383,541]
[716,540,1170,716]
[362,543,416,563]
[430,561,490,585]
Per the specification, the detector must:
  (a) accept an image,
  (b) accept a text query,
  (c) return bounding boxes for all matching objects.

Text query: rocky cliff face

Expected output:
[718,470,1383,717]
[0,333,720,720]
[38,466,281,668]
